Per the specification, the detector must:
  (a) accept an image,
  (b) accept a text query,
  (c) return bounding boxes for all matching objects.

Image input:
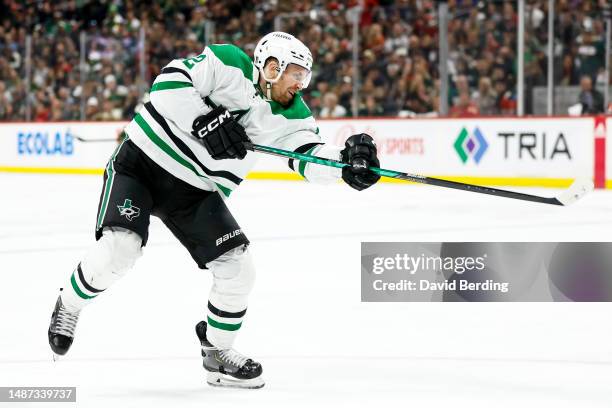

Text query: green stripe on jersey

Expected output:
[134,114,233,197]
[215,183,232,197]
[150,81,192,92]
[96,136,129,230]
[298,146,317,178]
[207,316,242,331]
[208,44,253,81]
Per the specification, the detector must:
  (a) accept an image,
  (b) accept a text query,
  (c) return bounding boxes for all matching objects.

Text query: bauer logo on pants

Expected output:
[215,229,242,246]
[117,199,140,221]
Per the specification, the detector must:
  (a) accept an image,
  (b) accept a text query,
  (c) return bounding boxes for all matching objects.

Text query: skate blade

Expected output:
[206,372,265,389]
[52,353,61,362]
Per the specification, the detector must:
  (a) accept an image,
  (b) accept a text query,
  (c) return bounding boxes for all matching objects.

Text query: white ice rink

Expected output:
[1,173,611,407]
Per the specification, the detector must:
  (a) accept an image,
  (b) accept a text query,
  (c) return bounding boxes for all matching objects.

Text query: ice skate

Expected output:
[195,321,264,389]
[48,294,80,360]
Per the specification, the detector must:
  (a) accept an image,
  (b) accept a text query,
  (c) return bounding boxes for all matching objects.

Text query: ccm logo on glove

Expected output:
[192,106,251,160]
[194,110,232,138]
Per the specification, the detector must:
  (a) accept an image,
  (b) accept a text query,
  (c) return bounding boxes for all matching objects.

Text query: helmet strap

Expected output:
[265,81,272,100]
[259,67,282,101]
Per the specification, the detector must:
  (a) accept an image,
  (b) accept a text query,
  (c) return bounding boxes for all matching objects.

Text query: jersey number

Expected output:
[182,54,206,69]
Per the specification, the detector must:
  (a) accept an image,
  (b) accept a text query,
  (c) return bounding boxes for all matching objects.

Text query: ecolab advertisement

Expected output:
[0,122,124,171]
[0,117,599,186]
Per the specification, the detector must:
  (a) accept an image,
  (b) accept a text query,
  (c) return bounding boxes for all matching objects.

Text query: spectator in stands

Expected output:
[320,92,347,118]
[364,23,385,56]
[578,75,604,115]
[450,91,479,117]
[8,81,26,119]
[86,96,100,120]
[384,22,409,54]
[402,73,433,114]
[97,99,120,121]
[34,102,50,122]
[122,87,141,119]
[473,77,498,115]
[49,97,63,121]
[558,54,579,86]
[336,78,354,116]
[102,74,128,109]
[494,80,517,116]
[359,95,384,117]
[576,23,605,80]
[0,0,609,121]
[56,86,76,120]
[316,51,340,84]
[449,75,469,108]
[0,80,11,119]
[381,49,406,114]
[595,67,609,90]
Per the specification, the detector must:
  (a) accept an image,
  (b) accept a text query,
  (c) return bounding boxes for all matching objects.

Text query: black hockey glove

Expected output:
[340,133,381,191]
[192,106,251,160]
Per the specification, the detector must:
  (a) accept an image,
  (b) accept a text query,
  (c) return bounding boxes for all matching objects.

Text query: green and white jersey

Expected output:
[124,44,341,197]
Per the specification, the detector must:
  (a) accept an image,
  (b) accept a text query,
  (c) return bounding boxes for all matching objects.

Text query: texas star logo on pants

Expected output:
[117,199,140,221]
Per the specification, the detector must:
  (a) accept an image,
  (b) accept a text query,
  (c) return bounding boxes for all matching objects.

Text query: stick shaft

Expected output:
[69,139,566,205]
[73,135,118,143]
[251,144,563,206]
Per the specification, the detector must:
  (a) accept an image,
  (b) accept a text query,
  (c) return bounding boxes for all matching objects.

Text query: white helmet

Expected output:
[253,31,313,89]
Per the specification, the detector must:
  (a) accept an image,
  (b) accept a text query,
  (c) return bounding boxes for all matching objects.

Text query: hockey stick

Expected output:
[71,132,592,205]
[248,143,593,206]
[73,134,118,143]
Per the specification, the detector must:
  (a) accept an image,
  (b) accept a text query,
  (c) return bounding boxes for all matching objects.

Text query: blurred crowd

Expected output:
[0,0,610,121]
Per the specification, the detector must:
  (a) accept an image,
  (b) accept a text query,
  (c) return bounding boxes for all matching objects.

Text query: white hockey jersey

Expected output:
[123,43,342,197]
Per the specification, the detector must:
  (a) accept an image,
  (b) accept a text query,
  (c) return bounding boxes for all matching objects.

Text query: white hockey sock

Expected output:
[60,227,143,311]
[206,246,255,349]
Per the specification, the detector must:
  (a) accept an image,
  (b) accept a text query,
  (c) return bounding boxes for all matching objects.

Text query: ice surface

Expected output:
[1,174,611,407]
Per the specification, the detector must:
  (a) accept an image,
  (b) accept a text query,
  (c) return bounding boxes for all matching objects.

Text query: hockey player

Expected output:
[48,32,380,389]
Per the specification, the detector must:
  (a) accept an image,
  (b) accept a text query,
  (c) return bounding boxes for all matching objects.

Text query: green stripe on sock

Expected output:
[150,81,192,92]
[207,316,242,331]
[70,273,96,300]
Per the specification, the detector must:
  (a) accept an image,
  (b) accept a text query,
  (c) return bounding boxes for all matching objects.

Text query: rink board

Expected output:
[0,116,605,188]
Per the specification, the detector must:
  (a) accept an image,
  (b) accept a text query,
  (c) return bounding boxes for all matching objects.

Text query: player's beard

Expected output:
[272,85,295,106]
